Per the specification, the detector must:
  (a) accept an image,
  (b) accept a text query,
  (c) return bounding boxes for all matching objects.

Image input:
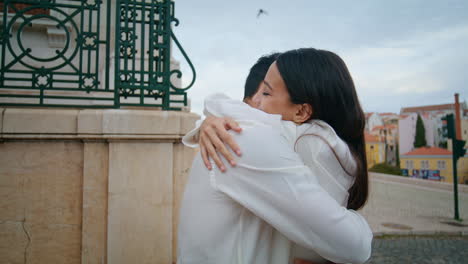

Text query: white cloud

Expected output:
[342,23,468,109]
[173,0,468,114]
[184,59,248,115]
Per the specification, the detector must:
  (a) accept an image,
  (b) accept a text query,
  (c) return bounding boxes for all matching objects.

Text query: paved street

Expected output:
[368,236,468,264]
[361,173,468,235]
[362,173,468,263]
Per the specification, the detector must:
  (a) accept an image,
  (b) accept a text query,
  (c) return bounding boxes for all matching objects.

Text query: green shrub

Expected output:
[369,162,402,176]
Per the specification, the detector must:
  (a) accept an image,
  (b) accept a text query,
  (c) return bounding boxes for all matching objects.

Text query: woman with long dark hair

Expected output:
[178,48,372,264]
[273,48,368,210]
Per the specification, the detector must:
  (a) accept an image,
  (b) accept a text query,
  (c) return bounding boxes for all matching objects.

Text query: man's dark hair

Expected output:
[244,53,280,100]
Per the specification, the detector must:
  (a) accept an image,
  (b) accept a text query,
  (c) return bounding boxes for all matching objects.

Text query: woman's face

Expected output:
[252,62,298,121]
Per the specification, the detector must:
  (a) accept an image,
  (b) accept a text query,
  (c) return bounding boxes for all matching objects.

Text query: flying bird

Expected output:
[257,9,268,18]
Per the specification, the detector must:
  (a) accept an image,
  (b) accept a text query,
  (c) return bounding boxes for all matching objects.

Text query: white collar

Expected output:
[204,93,283,129]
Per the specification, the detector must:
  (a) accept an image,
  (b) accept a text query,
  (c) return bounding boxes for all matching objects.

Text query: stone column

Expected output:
[0,108,199,264]
[82,141,109,264]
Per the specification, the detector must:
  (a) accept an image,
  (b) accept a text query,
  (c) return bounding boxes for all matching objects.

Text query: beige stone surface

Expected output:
[3,108,79,134]
[0,141,83,223]
[107,142,173,264]
[172,143,197,262]
[0,108,4,134]
[0,141,83,263]
[1,108,200,139]
[82,142,109,264]
[0,159,25,221]
[0,221,28,264]
[27,222,82,264]
[24,142,83,225]
[102,110,180,135]
[178,112,200,135]
[102,110,199,135]
[0,109,198,264]
[78,110,105,134]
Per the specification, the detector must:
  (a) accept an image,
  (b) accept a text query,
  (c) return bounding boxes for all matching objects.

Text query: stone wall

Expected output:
[0,108,199,264]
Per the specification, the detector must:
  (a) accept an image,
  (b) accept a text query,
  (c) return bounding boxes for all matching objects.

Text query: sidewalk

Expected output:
[361,173,468,236]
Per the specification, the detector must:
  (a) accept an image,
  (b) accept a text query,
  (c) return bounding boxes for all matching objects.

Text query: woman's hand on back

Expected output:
[199,116,242,171]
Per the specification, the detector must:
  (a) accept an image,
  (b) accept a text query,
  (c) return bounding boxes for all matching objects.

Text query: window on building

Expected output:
[420,160,429,170]
[437,160,446,170]
[406,160,414,170]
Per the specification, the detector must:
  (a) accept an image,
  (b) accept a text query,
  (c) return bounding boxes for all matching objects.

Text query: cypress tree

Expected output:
[396,144,400,167]
[414,114,427,148]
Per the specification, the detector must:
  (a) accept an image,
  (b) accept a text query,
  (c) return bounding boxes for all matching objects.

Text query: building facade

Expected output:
[365,112,384,132]
[400,147,468,184]
[370,124,398,166]
[399,102,467,155]
[398,113,436,156]
[365,133,386,168]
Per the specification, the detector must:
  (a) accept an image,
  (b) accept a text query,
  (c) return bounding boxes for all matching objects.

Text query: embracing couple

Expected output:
[177,48,373,264]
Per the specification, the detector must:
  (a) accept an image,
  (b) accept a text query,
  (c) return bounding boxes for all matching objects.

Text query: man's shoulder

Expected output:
[230,124,301,168]
[204,93,282,127]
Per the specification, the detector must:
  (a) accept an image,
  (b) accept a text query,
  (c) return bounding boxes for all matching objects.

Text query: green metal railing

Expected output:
[0,0,195,110]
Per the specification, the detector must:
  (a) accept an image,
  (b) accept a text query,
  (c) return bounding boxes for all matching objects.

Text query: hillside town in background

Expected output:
[364,93,468,184]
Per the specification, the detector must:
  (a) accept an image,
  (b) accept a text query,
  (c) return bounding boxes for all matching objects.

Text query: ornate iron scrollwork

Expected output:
[0,0,195,110]
[115,0,196,110]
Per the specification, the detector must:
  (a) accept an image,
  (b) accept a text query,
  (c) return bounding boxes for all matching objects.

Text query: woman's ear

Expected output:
[293,103,313,124]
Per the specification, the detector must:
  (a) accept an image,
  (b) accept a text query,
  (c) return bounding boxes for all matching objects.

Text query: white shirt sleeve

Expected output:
[181,93,283,149]
[182,118,203,148]
[181,93,235,148]
[211,124,373,264]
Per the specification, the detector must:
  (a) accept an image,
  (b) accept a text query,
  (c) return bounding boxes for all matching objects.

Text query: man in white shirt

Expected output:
[178,94,373,264]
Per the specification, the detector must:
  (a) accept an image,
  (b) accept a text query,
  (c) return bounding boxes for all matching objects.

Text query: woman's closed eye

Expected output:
[261,80,274,97]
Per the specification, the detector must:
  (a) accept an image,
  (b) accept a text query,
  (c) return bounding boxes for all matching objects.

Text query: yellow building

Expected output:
[458,155,468,184]
[365,133,385,168]
[400,147,468,184]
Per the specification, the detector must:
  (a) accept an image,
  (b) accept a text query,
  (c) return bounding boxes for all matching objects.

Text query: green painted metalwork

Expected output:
[115,0,195,110]
[0,0,195,110]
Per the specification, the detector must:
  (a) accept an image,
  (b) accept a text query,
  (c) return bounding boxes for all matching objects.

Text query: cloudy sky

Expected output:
[171,0,468,115]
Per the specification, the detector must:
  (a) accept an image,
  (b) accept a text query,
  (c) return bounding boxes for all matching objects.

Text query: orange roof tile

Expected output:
[379,112,397,116]
[365,133,383,143]
[402,147,452,156]
[371,124,397,132]
[372,125,385,131]
[401,104,454,113]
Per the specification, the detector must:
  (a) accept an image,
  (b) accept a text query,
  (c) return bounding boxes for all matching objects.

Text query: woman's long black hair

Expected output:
[276,48,368,210]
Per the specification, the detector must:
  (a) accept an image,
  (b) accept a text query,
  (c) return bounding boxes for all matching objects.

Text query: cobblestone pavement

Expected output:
[367,236,468,264]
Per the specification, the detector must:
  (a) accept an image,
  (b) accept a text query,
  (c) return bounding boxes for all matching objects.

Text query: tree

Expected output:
[413,114,427,148]
[396,144,400,167]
